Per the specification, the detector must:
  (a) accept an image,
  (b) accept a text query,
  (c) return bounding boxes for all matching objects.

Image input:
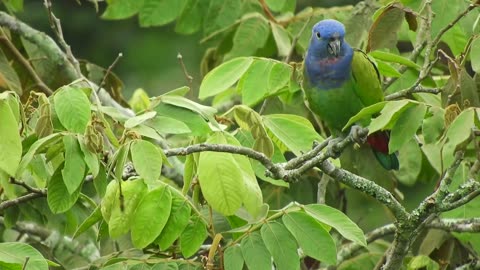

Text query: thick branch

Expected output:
[0,192,45,211]
[428,218,480,233]
[385,85,440,100]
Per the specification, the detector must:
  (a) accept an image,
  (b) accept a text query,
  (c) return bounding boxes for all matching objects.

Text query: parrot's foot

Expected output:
[326,137,343,159]
[351,125,368,144]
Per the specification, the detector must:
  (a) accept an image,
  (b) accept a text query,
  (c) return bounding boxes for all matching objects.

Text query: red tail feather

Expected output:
[366,131,390,154]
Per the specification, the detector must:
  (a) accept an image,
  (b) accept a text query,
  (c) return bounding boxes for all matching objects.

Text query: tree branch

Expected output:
[385,85,440,100]
[0,192,45,211]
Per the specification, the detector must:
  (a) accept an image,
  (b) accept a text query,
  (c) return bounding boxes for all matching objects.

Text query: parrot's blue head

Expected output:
[308,19,349,58]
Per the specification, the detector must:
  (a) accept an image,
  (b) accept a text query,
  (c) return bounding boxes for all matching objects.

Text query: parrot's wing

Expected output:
[350,49,384,106]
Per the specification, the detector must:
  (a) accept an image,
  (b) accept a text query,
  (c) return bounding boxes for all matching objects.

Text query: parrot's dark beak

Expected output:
[327,38,341,57]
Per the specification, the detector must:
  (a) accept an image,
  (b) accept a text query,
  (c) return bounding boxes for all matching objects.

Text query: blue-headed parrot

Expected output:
[302,19,399,170]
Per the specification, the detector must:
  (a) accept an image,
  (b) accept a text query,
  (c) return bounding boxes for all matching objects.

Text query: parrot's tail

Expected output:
[366,131,399,170]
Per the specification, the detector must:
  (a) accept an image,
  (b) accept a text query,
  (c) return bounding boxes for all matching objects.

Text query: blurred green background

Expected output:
[18,0,360,98]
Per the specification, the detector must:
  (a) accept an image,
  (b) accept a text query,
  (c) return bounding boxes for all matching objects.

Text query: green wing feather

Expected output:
[350,49,383,106]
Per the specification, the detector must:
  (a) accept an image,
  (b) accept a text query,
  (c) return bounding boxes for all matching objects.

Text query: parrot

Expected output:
[302,19,399,170]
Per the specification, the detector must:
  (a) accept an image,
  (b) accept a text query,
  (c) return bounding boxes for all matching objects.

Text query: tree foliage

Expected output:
[0,0,480,270]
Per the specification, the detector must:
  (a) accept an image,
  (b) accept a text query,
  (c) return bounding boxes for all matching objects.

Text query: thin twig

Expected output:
[431,3,479,47]
[258,0,278,23]
[0,36,52,95]
[43,0,82,76]
[96,52,123,93]
[285,15,312,63]
[0,192,45,211]
[385,85,440,100]
[177,52,193,87]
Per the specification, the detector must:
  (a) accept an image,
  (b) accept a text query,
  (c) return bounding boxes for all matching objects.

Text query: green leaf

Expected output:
[175,0,209,34]
[62,135,86,194]
[203,0,242,35]
[94,165,108,197]
[0,242,48,270]
[261,222,300,270]
[407,255,439,270]
[154,103,211,136]
[471,37,480,73]
[422,107,445,144]
[139,0,187,27]
[160,95,217,120]
[152,263,179,270]
[145,116,191,135]
[108,179,148,238]
[343,101,388,130]
[224,133,263,217]
[128,88,151,113]
[237,59,292,106]
[124,111,157,128]
[225,15,270,60]
[282,212,336,265]
[130,140,163,184]
[367,4,404,52]
[271,23,292,57]
[155,189,191,250]
[78,136,100,178]
[241,231,272,270]
[73,205,102,238]
[48,166,81,214]
[224,245,244,270]
[375,60,401,77]
[389,103,426,154]
[197,133,245,215]
[394,138,423,186]
[263,114,322,155]
[102,0,143,19]
[182,154,195,195]
[54,86,91,133]
[180,215,207,258]
[369,50,420,69]
[132,184,172,248]
[17,133,62,177]
[441,108,475,168]
[305,204,366,246]
[0,99,21,176]
[369,100,413,134]
[199,57,254,99]
[0,48,21,94]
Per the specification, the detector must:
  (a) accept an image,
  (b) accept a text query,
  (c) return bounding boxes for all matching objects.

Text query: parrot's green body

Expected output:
[304,50,383,132]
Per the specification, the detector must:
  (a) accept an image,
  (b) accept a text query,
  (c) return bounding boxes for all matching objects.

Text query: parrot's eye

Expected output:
[315,32,321,39]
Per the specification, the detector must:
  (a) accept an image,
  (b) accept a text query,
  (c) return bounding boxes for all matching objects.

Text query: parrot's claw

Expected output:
[351,125,368,144]
[326,137,343,159]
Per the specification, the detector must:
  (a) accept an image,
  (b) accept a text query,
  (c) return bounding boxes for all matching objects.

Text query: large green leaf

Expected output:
[305,204,366,246]
[197,133,245,215]
[102,0,143,19]
[132,185,172,248]
[263,114,322,155]
[73,205,102,238]
[271,23,292,57]
[203,0,242,35]
[78,136,100,178]
[225,15,270,60]
[0,99,21,176]
[17,133,62,177]
[0,48,21,94]
[240,231,272,270]
[159,95,217,120]
[261,221,300,270]
[471,37,480,73]
[48,166,81,214]
[422,107,445,144]
[124,111,157,128]
[282,211,337,265]
[368,100,413,134]
[224,245,244,270]
[54,86,91,133]
[175,0,209,34]
[367,4,404,52]
[0,242,49,270]
[441,108,475,168]
[144,116,191,135]
[130,139,163,184]
[139,0,187,27]
[389,103,426,154]
[154,103,211,136]
[237,59,292,106]
[199,57,254,99]
[62,135,86,194]
[155,189,191,250]
[108,179,148,238]
[179,215,207,258]
[369,50,420,70]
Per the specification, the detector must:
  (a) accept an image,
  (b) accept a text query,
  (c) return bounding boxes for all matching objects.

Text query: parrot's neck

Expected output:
[305,43,353,89]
